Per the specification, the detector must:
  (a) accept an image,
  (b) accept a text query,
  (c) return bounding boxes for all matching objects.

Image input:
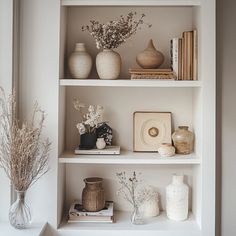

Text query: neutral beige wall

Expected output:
[218,0,236,235]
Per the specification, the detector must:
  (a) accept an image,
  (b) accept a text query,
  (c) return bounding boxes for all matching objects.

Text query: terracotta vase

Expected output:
[172,126,194,154]
[136,39,164,69]
[68,43,92,79]
[96,49,121,80]
[82,177,105,212]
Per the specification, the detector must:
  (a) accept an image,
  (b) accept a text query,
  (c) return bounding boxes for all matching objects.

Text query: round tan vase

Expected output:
[82,177,105,212]
[96,49,121,80]
[136,39,164,69]
[158,143,175,157]
[172,126,194,155]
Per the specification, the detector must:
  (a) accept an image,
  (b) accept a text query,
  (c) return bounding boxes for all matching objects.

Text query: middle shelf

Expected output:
[59,151,200,164]
[60,79,202,88]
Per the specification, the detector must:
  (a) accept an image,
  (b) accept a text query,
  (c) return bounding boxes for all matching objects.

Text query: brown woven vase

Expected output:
[82,177,105,212]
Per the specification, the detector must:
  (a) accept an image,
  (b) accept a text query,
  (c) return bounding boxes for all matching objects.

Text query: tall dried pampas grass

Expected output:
[0,87,51,191]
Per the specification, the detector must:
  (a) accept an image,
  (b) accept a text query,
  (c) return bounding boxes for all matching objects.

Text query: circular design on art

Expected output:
[148,127,159,137]
[141,119,166,147]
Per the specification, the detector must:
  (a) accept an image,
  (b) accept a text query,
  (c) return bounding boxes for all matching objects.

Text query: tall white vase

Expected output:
[96,49,121,80]
[68,43,92,79]
[166,174,189,221]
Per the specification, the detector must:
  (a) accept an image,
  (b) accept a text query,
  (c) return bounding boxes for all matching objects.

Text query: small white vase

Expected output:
[96,138,106,150]
[140,191,160,218]
[158,143,175,157]
[96,49,121,80]
[68,43,92,79]
[166,174,189,221]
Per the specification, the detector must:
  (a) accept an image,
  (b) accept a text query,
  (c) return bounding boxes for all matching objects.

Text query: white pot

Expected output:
[68,43,92,79]
[166,174,189,221]
[140,191,160,218]
[96,49,121,80]
[158,143,175,157]
[96,138,106,150]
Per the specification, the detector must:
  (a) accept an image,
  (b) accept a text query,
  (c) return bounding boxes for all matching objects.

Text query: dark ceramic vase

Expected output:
[80,133,97,150]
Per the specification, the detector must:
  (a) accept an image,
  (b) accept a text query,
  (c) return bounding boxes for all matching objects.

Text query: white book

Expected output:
[171,38,180,79]
[74,146,120,155]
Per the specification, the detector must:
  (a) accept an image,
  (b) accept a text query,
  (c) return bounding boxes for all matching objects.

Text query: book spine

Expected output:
[178,38,182,80]
[193,29,198,80]
[182,31,193,80]
[171,38,179,80]
[182,32,186,80]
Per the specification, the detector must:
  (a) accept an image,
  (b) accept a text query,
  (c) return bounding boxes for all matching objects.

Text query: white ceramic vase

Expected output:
[140,191,160,218]
[68,43,92,79]
[158,143,175,157]
[96,138,106,150]
[96,49,121,80]
[166,174,189,221]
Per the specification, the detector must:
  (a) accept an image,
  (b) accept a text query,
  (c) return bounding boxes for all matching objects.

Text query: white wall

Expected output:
[0,0,14,221]
[218,0,236,235]
[19,0,61,227]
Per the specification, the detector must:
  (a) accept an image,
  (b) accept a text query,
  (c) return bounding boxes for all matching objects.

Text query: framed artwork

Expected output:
[133,112,172,152]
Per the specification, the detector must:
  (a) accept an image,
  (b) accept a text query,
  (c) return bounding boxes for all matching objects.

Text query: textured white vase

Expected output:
[96,138,106,150]
[166,174,189,221]
[96,49,121,80]
[140,191,160,218]
[68,43,92,79]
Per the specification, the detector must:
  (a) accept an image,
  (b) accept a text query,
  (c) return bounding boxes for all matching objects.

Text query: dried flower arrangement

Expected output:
[82,12,152,50]
[0,88,51,192]
[73,99,104,134]
[116,171,155,209]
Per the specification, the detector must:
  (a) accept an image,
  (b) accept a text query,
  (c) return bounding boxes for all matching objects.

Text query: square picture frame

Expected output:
[133,112,172,152]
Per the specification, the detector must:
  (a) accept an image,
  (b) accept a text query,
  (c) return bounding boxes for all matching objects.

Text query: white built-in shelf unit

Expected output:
[55,0,216,236]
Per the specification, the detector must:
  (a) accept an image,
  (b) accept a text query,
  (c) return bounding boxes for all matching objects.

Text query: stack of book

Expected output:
[68,201,114,223]
[129,68,176,80]
[170,30,197,80]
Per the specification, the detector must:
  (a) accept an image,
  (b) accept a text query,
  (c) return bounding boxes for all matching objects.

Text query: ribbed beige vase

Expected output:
[68,43,92,79]
[96,49,121,80]
[136,39,164,69]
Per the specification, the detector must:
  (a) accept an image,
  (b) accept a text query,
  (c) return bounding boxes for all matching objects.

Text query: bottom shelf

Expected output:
[0,222,46,236]
[58,211,201,236]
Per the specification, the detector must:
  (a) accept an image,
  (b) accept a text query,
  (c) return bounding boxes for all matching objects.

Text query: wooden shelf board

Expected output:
[59,79,202,88]
[61,0,201,7]
[59,150,200,164]
[58,211,200,235]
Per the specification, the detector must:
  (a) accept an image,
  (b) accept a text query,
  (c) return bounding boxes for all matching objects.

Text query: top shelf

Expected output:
[61,0,201,6]
[60,79,202,88]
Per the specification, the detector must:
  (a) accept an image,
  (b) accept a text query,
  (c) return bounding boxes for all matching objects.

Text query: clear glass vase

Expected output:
[131,206,144,225]
[9,190,31,229]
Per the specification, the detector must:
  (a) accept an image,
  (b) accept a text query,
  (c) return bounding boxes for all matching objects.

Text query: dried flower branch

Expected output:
[73,98,104,134]
[0,87,51,191]
[82,12,152,50]
[116,171,155,208]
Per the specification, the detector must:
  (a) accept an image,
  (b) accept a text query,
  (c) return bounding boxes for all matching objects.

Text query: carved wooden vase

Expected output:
[82,177,105,212]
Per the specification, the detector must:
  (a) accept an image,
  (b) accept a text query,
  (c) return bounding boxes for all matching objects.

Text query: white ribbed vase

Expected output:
[166,174,189,221]
[68,43,92,79]
[96,49,121,80]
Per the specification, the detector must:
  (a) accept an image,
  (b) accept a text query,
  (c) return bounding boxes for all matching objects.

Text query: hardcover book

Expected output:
[68,201,114,223]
